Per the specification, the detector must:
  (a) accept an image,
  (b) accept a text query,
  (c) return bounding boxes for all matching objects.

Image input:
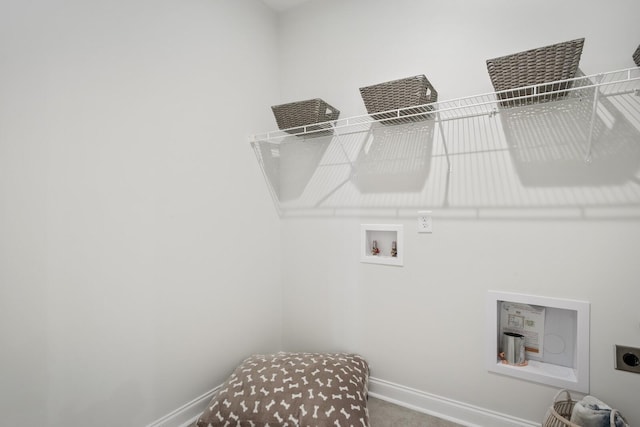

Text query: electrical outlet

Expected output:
[615,345,640,374]
[418,210,432,233]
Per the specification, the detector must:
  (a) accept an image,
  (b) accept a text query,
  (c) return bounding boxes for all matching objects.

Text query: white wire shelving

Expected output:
[251,67,640,163]
[249,67,640,217]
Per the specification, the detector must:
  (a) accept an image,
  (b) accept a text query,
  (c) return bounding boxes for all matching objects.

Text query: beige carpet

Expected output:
[367,396,463,427]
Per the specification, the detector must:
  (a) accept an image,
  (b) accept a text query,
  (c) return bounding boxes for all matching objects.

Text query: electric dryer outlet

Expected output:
[615,344,640,374]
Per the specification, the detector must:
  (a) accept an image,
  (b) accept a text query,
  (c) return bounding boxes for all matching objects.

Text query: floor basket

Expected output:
[359,75,438,125]
[633,44,640,67]
[486,38,585,107]
[543,390,580,427]
[271,98,340,136]
[543,389,626,427]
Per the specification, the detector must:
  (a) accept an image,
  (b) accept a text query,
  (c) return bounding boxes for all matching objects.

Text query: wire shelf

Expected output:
[251,68,640,143]
[250,67,640,218]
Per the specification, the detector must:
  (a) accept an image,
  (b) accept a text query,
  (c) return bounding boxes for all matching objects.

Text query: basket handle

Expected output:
[552,389,573,403]
[609,409,628,427]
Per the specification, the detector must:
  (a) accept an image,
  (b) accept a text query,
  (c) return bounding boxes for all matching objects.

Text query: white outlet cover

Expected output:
[418,210,432,233]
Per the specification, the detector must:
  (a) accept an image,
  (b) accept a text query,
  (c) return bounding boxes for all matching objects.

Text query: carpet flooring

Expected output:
[367,397,464,427]
[190,396,464,427]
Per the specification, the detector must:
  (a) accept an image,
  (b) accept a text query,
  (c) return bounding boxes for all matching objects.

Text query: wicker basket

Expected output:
[543,390,580,427]
[271,98,340,136]
[633,44,640,67]
[486,38,585,107]
[359,75,438,125]
[543,389,625,427]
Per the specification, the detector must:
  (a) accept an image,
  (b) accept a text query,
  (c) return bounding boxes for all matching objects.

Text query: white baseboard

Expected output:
[145,385,220,427]
[147,378,540,427]
[368,377,540,427]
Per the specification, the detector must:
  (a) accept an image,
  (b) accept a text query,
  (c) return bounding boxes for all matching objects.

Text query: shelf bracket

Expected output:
[436,112,452,173]
[584,74,604,163]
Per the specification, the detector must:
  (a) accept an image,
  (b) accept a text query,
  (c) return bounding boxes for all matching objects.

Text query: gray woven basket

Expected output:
[271,98,340,136]
[633,44,640,67]
[359,75,438,125]
[486,38,585,107]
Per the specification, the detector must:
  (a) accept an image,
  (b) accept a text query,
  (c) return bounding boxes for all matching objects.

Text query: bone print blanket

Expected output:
[196,352,370,427]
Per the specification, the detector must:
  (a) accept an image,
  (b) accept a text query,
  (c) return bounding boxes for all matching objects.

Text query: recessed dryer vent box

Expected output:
[486,291,590,393]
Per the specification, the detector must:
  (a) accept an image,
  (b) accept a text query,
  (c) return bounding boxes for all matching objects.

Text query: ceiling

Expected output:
[261,0,313,12]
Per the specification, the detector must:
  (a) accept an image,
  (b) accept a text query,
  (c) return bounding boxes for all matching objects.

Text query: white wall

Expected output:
[0,0,282,425]
[275,0,640,424]
[4,1,638,425]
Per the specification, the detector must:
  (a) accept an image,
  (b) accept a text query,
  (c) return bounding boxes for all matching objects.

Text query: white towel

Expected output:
[569,395,628,427]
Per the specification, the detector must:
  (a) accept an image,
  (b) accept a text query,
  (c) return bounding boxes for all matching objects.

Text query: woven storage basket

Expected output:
[543,389,625,427]
[359,75,438,125]
[271,98,340,136]
[543,390,580,427]
[486,38,585,107]
[633,44,640,67]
